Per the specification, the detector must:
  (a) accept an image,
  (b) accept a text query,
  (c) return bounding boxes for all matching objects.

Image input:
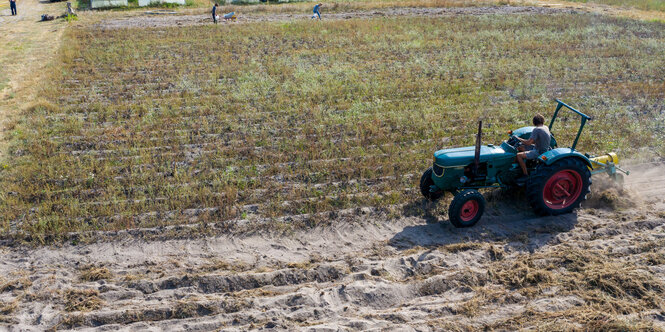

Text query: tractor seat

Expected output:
[525,158,540,168]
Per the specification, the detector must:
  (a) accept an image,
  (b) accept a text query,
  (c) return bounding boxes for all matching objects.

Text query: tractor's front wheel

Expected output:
[448,190,485,228]
[526,158,591,216]
[420,167,444,201]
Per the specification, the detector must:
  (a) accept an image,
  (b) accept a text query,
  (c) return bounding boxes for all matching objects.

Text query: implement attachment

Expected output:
[588,152,630,182]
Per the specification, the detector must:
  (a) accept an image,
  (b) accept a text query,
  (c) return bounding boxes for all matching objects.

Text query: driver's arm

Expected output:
[517,136,535,146]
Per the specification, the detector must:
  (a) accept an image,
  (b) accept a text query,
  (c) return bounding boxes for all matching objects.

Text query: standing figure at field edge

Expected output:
[66,2,76,16]
[9,0,17,16]
[311,3,322,20]
[212,3,218,24]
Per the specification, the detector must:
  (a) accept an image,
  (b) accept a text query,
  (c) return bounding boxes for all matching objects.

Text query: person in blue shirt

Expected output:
[9,0,17,16]
[311,3,322,20]
[212,3,218,24]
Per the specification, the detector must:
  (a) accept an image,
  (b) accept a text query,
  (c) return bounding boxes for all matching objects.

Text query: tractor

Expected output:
[420,99,629,228]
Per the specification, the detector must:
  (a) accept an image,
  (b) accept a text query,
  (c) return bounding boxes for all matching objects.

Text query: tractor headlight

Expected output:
[433,163,445,177]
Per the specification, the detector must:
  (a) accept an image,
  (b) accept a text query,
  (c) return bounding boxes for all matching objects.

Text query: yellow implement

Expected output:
[590,152,618,165]
[588,152,630,181]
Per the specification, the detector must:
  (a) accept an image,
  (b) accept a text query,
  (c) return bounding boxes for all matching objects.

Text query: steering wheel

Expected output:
[506,135,520,147]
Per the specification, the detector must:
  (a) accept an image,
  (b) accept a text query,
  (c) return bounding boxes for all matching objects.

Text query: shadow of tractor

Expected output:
[390,188,579,252]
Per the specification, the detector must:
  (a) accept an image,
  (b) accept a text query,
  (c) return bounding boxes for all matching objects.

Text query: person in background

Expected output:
[10,0,17,16]
[311,3,322,20]
[66,2,76,16]
[212,3,218,24]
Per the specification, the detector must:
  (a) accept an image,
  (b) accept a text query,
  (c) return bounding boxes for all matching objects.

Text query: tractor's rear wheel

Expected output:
[420,167,444,201]
[448,190,485,228]
[526,158,591,216]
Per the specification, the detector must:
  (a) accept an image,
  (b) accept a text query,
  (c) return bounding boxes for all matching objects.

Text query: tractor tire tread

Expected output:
[526,158,591,216]
[448,190,485,228]
[420,167,444,201]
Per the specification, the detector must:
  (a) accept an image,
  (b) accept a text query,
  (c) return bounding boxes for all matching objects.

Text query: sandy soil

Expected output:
[1,163,663,330]
[94,6,572,29]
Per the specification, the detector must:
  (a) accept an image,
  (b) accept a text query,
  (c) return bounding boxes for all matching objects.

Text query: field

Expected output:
[1,0,665,330]
[2,10,665,240]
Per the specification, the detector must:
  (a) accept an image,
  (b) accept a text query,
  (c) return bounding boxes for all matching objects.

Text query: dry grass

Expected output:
[487,245,505,261]
[0,298,19,316]
[441,242,484,253]
[286,252,325,270]
[171,300,216,319]
[488,306,663,330]
[79,265,112,281]
[484,246,665,329]
[201,259,250,273]
[0,277,32,293]
[64,289,104,311]
[490,258,553,289]
[643,252,665,266]
[457,296,482,317]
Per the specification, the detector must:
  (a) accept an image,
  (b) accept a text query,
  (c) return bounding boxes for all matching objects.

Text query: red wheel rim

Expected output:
[460,200,479,222]
[542,170,583,210]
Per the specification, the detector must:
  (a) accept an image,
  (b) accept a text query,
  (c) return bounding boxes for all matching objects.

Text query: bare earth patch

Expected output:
[1,164,664,330]
[94,6,572,29]
[529,0,665,21]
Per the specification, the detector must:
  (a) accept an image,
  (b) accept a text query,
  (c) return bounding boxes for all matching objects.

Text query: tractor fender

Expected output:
[538,148,592,169]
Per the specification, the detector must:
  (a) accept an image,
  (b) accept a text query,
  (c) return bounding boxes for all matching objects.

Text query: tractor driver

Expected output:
[515,114,551,181]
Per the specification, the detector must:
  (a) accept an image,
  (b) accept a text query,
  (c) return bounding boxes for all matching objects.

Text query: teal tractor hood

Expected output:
[434,145,511,167]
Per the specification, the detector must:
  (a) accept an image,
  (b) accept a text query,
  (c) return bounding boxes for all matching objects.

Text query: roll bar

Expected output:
[549,99,592,151]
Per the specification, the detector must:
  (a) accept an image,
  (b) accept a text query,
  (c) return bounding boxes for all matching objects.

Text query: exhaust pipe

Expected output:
[472,120,482,180]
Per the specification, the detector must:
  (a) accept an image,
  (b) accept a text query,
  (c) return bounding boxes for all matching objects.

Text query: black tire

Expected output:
[420,167,444,201]
[448,190,485,228]
[526,157,591,216]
